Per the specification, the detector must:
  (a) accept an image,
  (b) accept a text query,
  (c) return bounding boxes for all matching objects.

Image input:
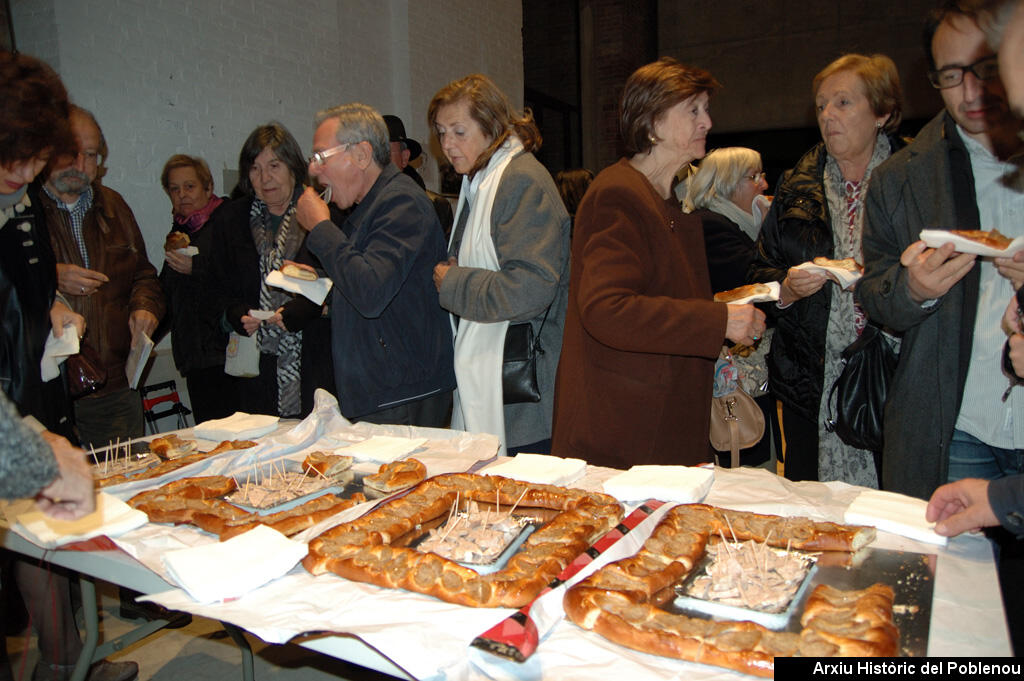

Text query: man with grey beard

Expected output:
[38,105,164,451]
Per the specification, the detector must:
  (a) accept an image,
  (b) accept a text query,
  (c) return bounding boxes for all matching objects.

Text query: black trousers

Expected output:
[185,366,239,424]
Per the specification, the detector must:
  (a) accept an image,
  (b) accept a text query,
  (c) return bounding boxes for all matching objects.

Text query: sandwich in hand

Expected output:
[281,263,318,281]
[164,231,190,251]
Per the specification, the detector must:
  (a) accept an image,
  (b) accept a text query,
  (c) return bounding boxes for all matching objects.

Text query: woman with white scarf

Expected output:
[683,147,776,468]
[429,74,570,454]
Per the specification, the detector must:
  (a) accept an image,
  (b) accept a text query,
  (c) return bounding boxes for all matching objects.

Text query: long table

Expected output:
[2,429,1013,680]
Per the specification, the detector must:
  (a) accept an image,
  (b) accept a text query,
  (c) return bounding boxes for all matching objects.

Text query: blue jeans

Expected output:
[947,429,1024,483]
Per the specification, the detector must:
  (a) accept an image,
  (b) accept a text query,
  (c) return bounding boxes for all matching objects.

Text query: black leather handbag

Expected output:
[826,324,898,451]
[502,307,551,405]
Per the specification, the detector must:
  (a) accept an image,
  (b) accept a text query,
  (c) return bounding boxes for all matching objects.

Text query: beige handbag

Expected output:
[710,350,765,468]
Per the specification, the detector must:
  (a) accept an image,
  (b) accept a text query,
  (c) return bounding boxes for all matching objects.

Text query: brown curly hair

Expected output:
[0,51,73,167]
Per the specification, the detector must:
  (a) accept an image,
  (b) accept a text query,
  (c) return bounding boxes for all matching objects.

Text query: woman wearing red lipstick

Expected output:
[749,54,904,487]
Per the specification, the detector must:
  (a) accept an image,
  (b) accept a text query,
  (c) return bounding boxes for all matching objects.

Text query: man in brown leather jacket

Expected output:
[39,106,164,450]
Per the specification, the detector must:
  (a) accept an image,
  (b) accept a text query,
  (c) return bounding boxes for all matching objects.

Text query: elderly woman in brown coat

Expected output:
[552,57,764,469]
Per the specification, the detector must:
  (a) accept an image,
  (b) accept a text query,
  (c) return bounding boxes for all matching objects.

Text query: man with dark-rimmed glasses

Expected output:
[858,0,1024,499]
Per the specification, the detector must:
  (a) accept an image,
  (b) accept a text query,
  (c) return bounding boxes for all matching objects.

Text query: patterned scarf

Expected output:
[174,195,223,233]
[818,131,893,487]
[249,193,304,417]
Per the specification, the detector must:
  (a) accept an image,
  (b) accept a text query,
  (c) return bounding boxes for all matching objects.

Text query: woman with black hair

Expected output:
[205,122,324,417]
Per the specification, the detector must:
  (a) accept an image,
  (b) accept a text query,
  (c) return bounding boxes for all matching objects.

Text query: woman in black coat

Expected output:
[748,54,904,486]
[205,123,326,418]
[683,146,775,468]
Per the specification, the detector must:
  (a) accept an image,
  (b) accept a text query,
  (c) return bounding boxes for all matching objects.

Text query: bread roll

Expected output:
[164,231,190,251]
[281,263,318,281]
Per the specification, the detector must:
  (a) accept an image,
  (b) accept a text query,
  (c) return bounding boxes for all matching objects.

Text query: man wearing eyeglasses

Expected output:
[38,105,164,450]
[295,103,455,427]
[858,1,1024,500]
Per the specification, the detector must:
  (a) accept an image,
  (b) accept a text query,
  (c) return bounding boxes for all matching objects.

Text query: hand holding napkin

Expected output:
[602,465,714,503]
[161,524,308,603]
[15,492,148,548]
[265,269,333,305]
[844,489,948,546]
[40,322,80,381]
[794,260,862,290]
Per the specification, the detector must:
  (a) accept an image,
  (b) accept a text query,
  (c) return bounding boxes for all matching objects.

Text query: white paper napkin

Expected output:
[265,269,333,305]
[194,412,280,441]
[794,260,862,289]
[248,309,276,321]
[14,492,148,548]
[602,465,714,503]
[714,280,780,305]
[340,435,427,464]
[126,332,153,389]
[161,524,308,603]
[484,453,587,486]
[40,322,80,381]
[844,489,948,546]
[174,245,199,256]
[919,229,1024,257]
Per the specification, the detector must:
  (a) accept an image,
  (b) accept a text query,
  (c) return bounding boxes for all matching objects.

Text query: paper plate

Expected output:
[919,229,1024,257]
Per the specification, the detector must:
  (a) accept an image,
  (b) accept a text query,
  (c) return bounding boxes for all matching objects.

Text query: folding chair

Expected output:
[140,380,192,434]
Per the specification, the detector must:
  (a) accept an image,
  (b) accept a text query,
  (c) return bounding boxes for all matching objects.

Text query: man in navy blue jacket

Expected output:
[296,103,454,426]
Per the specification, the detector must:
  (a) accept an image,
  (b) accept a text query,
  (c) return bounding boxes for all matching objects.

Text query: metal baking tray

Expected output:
[666,547,934,656]
[673,549,819,630]
[409,515,542,575]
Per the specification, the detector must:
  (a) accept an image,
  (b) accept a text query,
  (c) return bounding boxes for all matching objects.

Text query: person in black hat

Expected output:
[383,114,426,188]
[384,114,454,237]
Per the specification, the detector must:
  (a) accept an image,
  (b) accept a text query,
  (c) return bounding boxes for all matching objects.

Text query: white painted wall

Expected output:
[10,0,522,412]
[11,0,522,267]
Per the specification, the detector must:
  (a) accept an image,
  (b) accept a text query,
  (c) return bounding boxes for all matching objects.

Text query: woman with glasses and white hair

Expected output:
[683,147,775,468]
[749,53,904,487]
[204,122,324,418]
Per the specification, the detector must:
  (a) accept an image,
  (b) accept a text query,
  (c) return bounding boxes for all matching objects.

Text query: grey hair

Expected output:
[314,103,391,168]
[683,147,762,212]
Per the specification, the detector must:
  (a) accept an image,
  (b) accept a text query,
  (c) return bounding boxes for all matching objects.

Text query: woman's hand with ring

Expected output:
[724,303,766,346]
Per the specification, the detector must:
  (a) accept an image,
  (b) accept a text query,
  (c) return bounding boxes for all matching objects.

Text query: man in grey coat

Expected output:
[859,3,1024,500]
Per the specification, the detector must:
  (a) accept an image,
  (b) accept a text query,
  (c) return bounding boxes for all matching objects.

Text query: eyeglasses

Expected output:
[746,171,766,183]
[308,143,349,168]
[928,55,1000,89]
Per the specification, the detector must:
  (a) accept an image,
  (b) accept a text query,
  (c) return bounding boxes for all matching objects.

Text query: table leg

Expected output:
[220,621,254,681]
[72,576,98,681]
